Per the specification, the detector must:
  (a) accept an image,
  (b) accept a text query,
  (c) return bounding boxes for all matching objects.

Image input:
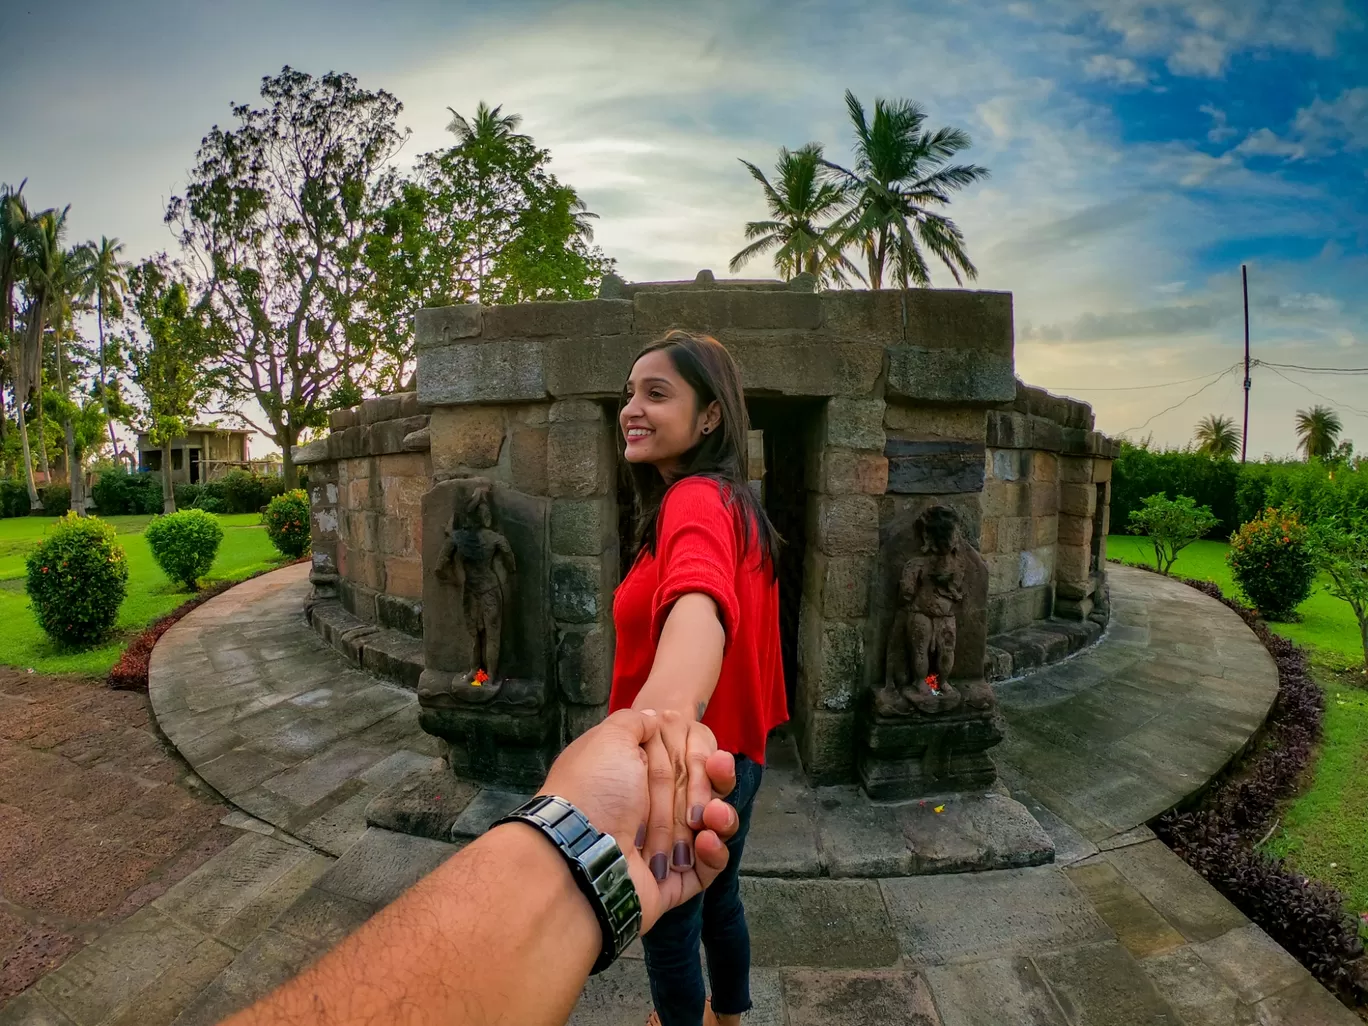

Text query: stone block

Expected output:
[1028,415,1064,452]
[551,556,606,624]
[551,496,616,556]
[1020,547,1054,588]
[824,398,886,451]
[860,707,1003,800]
[1057,513,1092,547]
[1191,923,1311,1004]
[1031,451,1058,482]
[990,448,1032,482]
[980,515,999,554]
[292,438,330,466]
[430,406,506,474]
[383,557,423,600]
[415,303,482,346]
[886,346,1015,404]
[813,495,879,557]
[1058,482,1096,519]
[375,593,423,637]
[784,970,940,1026]
[509,425,549,494]
[986,410,1029,449]
[816,448,888,495]
[1054,595,1094,621]
[316,828,457,907]
[547,416,612,498]
[741,878,900,968]
[1033,941,1180,1026]
[565,702,608,739]
[797,709,856,784]
[1059,456,1093,483]
[807,553,873,619]
[993,516,1032,555]
[1032,514,1058,547]
[886,439,986,494]
[1030,480,1059,517]
[634,289,821,332]
[1093,458,1113,483]
[1056,544,1090,584]
[883,404,986,441]
[987,584,1053,634]
[923,957,1069,1026]
[450,788,537,840]
[557,624,613,704]
[983,480,1030,519]
[1065,860,1186,960]
[545,335,642,398]
[733,341,884,398]
[330,407,360,430]
[1103,841,1248,943]
[417,339,549,405]
[482,299,633,339]
[815,620,863,712]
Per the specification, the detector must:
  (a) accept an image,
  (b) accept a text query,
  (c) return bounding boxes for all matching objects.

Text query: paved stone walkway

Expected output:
[4,563,1357,1024]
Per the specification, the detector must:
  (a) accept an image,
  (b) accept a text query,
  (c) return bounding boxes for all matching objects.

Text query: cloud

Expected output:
[1233,127,1308,160]
[1200,104,1237,143]
[1228,86,1368,164]
[1083,54,1151,85]
[1023,301,1225,342]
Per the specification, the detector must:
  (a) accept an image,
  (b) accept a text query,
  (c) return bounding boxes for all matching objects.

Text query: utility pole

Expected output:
[1241,264,1251,463]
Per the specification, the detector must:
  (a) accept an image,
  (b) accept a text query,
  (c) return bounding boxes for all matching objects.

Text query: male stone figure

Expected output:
[876,506,992,716]
[435,485,516,683]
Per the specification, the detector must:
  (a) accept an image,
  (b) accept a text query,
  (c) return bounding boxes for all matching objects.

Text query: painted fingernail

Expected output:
[635,823,646,849]
[650,852,669,881]
[689,804,704,828]
[673,841,693,869]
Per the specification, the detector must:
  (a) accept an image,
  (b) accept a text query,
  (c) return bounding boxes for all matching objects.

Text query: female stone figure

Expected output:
[435,485,516,683]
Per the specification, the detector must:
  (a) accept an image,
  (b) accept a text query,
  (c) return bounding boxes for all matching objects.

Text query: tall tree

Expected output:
[1295,405,1342,460]
[167,66,408,487]
[827,90,989,289]
[83,236,130,453]
[1193,414,1241,459]
[126,257,219,513]
[1,181,32,491]
[729,143,860,286]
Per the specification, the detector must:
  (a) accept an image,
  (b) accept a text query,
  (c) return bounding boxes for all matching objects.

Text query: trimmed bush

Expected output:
[144,509,224,589]
[1227,507,1316,620]
[40,484,70,516]
[91,469,162,515]
[218,469,286,514]
[1,479,30,518]
[263,489,311,558]
[24,513,129,648]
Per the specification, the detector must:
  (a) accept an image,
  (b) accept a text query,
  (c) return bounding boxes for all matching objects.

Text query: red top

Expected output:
[609,476,788,765]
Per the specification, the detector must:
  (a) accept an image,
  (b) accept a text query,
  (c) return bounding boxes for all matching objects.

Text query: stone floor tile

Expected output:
[1065,860,1186,959]
[196,748,290,798]
[102,937,236,1026]
[880,866,1110,966]
[567,957,653,1025]
[814,789,915,877]
[1140,947,1250,1026]
[34,907,205,1026]
[256,741,387,808]
[1102,841,1248,943]
[450,788,535,839]
[1098,824,1157,851]
[784,969,941,1026]
[1032,941,1179,1026]
[1250,976,1362,1025]
[741,878,899,968]
[742,764,822,877]
[214,851,334,951]
[923,957,1067,1026]
[314,828,457,907]
[152,833,318,938]
[290,788,376,856]
[0,990,77,1026]
[169,929,318,1026]
[268,887,376,950]
[358,750,443,789]
[1013,788,1099,867]
[1192,925,1312,1005]
[743,968,789,1026]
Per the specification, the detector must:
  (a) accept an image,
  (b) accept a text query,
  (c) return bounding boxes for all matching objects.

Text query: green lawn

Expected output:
[0,513,284,675]
[1107,534,1368,917]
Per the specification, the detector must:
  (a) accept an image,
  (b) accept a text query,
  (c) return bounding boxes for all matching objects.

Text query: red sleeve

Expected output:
[650,478,741,649]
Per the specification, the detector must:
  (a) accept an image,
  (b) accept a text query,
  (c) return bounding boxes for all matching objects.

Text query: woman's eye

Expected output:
[649,390,665,400]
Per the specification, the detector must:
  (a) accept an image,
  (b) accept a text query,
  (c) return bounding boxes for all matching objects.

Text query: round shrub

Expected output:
[145,509,224,590]
[263,489,311,559]
[1227,507,1316,620]
[25,513,129,648]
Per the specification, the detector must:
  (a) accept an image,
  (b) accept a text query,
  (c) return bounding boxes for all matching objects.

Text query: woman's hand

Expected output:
[537,709,737,933]
[637,709,729,882]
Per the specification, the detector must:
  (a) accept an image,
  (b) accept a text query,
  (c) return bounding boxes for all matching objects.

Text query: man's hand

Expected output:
[537,709,737,933]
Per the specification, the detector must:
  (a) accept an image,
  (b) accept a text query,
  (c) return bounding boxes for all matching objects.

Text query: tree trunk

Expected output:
[64,420,85,515]
[16,397,41,511]
[280,423,299,490]
[1359,616,1367,675]
[99,295,119,454]
[162,439,176,514]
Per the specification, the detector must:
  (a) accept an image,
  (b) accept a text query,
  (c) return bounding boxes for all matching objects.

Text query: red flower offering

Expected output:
[473,668,490,686]
[925,673,941,694]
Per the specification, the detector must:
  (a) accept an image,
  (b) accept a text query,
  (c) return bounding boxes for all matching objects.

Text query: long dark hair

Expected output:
[620,330,780,574]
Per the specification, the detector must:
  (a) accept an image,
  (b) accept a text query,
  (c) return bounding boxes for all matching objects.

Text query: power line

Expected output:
[1117,365,1242,436]
[1256,361,1368,374]
[1055,364,1241,392]
[1261,365,1368,418]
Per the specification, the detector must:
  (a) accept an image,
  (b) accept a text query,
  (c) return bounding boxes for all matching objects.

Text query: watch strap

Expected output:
[495,795,641,974]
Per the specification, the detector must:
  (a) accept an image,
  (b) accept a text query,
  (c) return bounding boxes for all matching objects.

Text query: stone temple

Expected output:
[296,271,1118,855]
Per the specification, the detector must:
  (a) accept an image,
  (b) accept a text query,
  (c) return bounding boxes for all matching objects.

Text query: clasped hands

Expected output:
[537,708,733,933]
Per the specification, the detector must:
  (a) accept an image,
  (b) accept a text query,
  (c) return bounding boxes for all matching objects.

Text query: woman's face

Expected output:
[620,349,718,478]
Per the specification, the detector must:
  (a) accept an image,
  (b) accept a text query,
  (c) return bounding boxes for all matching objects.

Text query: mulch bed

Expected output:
[0,667,238,1004]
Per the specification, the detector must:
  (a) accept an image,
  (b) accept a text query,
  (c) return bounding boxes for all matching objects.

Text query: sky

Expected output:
[2,0,1365,458]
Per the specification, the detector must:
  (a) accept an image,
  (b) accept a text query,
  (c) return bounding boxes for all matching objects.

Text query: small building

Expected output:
[136,426,276,483]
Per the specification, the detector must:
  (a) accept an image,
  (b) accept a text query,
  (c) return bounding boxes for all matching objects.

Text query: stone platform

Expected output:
[4,562,1351,1024]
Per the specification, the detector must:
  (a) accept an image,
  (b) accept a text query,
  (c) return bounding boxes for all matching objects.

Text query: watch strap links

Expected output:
[495,795,641,974]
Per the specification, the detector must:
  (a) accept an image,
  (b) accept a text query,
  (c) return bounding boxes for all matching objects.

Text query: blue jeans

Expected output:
[642,754,764,1026]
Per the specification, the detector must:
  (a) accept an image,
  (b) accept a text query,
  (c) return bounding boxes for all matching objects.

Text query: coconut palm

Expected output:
[3,190,43,508]
[82,236,130,451]
[729,143,862,287]
[826,90,989,289]
[1296,405,1342,460]
[0,181,28,450]
[1193,414,1241,459]
[445,102,531,304]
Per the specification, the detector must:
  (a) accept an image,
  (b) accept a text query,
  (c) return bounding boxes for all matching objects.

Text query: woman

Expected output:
[609,329,788,1026]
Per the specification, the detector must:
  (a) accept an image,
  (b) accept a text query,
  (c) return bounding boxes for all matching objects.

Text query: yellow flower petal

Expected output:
[934,804,945,814]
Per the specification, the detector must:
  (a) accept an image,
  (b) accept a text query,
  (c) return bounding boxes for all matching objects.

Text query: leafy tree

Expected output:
[167,67,408,487]
[1127,492,1219,575]
[1295,405,1342,460]
[126,257,219,513]
[1193,414,1241,459]
[1,181,41,507]
[1310,513,1368,672]
[362,101,612,390]
[826,90,989,289]
[729,143,860,286]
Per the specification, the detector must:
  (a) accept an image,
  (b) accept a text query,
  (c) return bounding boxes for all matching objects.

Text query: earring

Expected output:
[702,427,711,434]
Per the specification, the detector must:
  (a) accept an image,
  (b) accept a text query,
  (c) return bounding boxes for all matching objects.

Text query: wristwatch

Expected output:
[495,795,641,974]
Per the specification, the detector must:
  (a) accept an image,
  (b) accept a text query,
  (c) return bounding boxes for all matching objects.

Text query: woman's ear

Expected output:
[702,400,722,435]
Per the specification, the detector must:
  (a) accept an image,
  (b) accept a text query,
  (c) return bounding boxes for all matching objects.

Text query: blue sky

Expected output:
[1,0,1364,456]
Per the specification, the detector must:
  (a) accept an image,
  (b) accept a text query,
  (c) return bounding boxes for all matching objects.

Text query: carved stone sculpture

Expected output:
[434,484,516,686]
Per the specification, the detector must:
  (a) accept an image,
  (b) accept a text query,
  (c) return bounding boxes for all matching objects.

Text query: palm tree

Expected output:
[445,102,531,304]
[3,191,43,509]
[0,181,28,450]
[826,90,990,289]
[1296,405,1342,460]
[1193,414,1241,458]
[729,143,861,287]
[82,236,129,452]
